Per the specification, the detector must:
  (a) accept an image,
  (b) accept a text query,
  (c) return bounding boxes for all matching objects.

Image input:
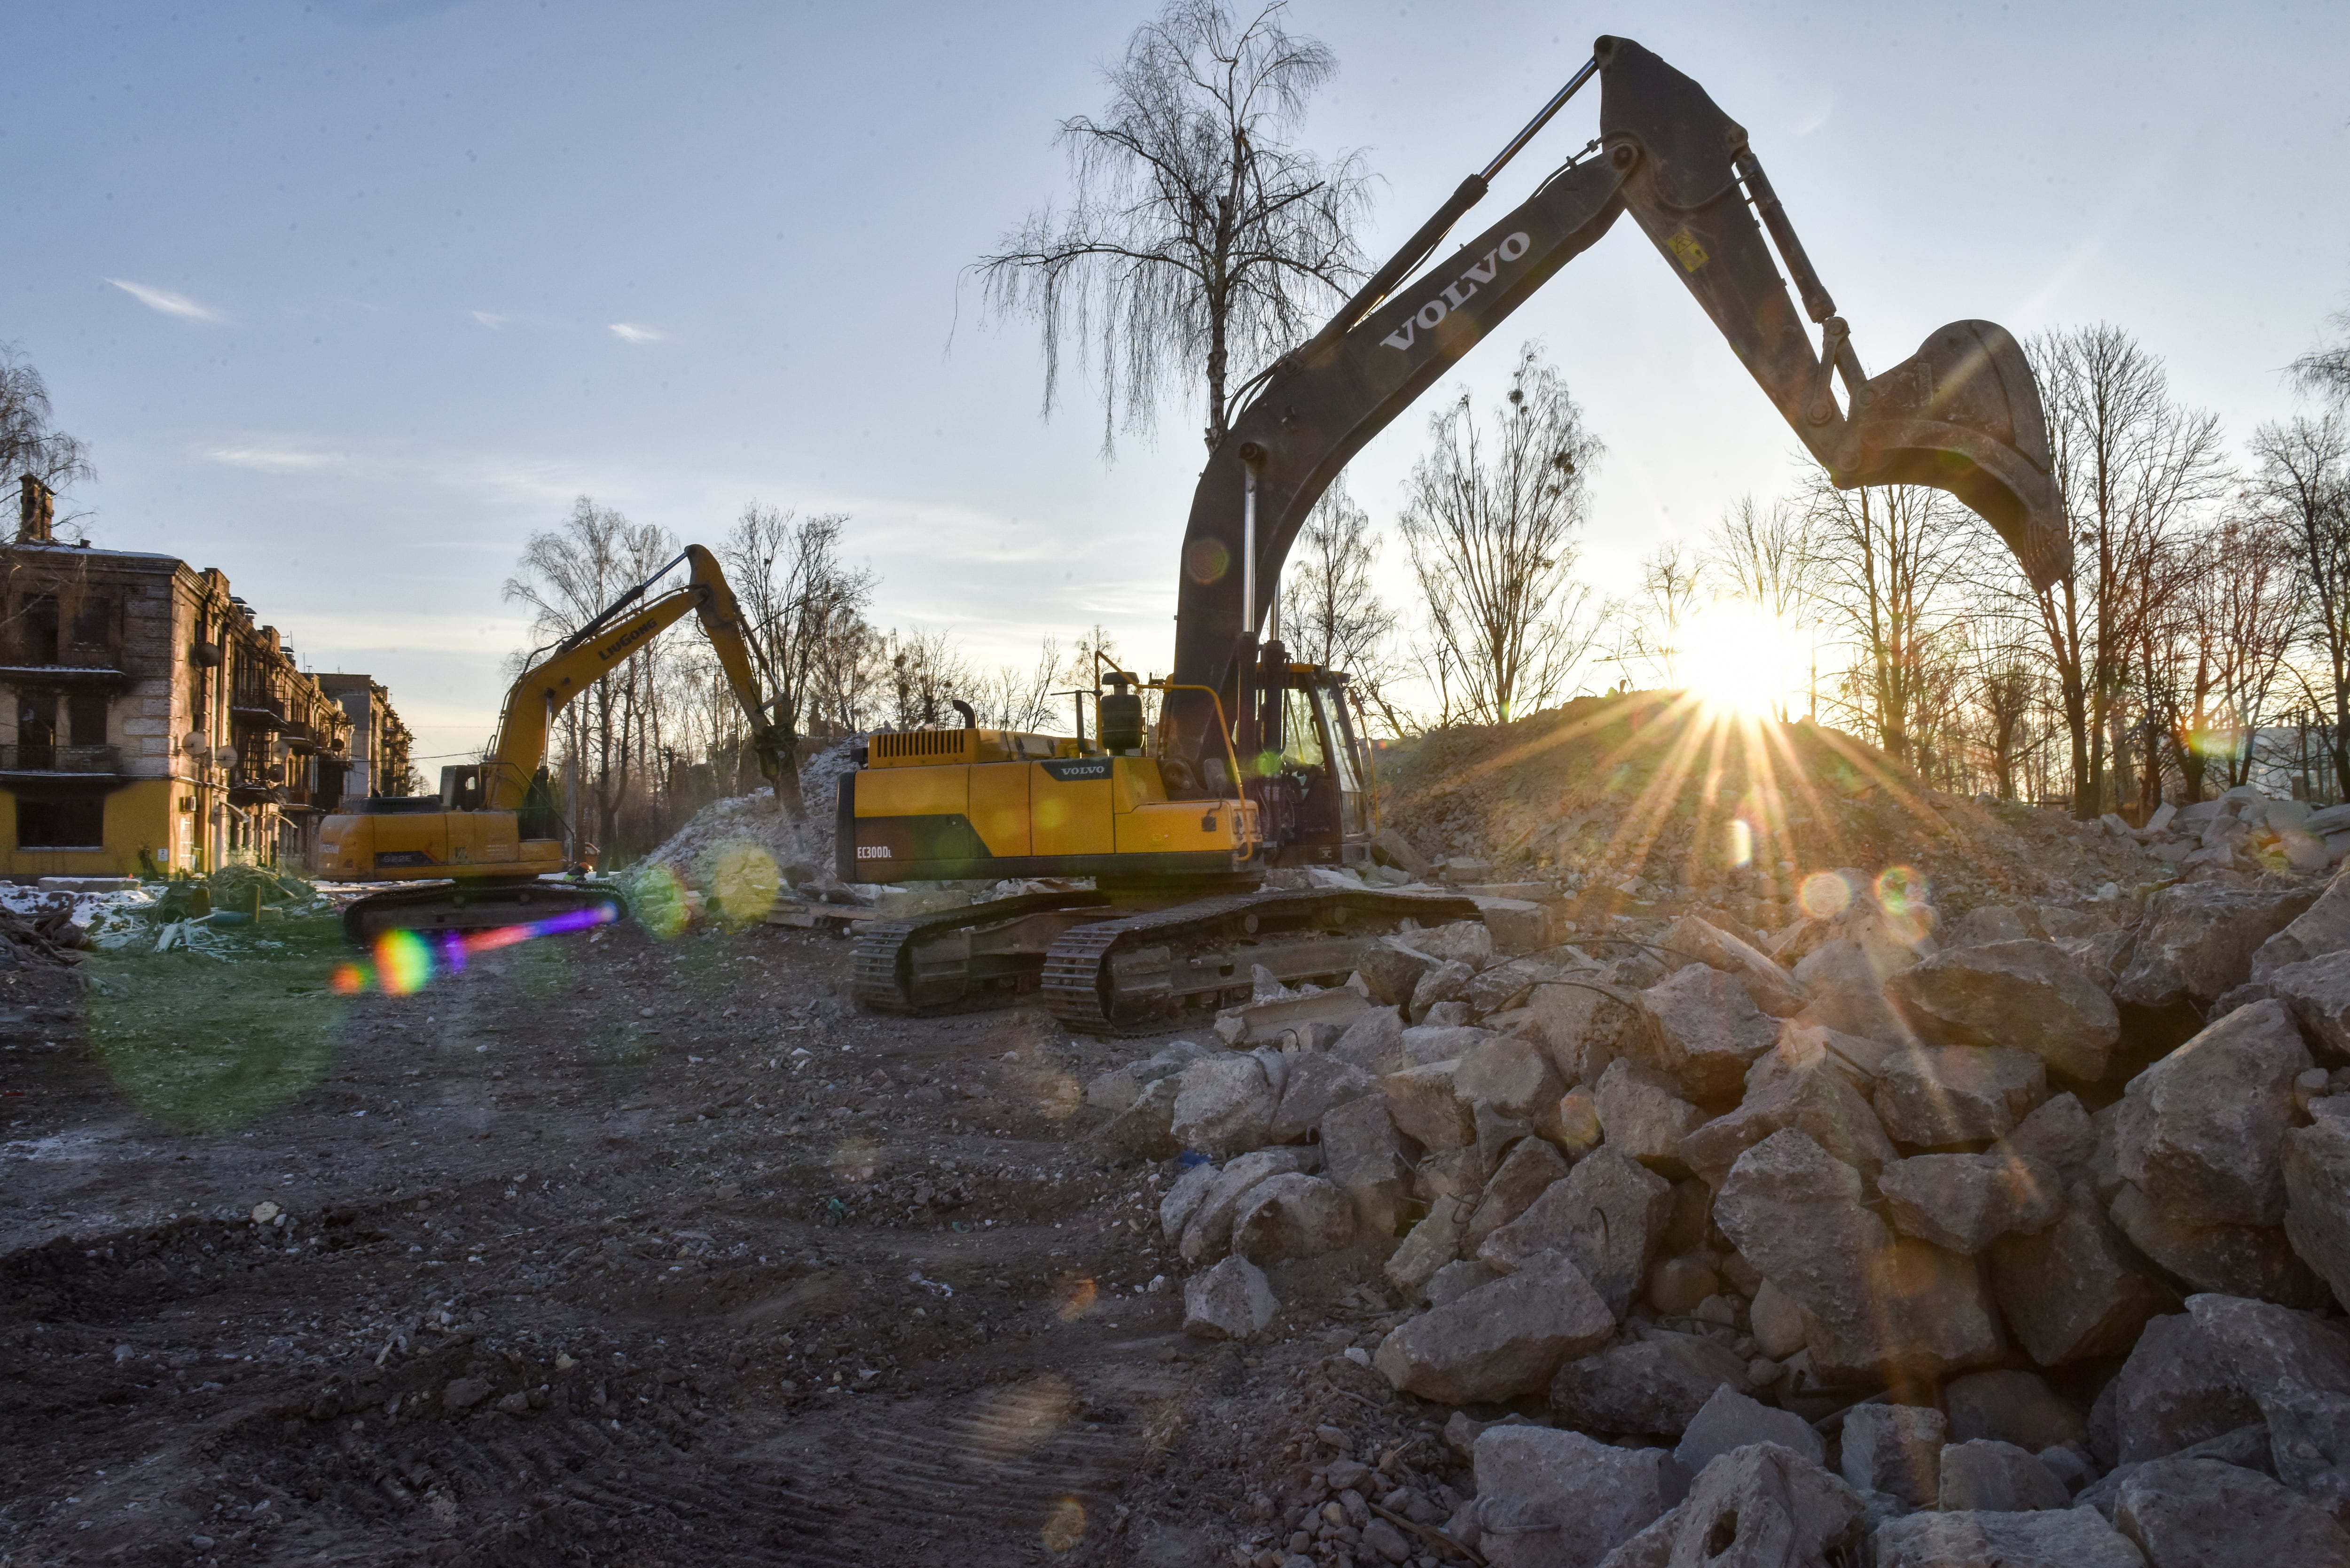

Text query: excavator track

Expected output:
[1040,887,1484,1036]
[849,891,1117,1016]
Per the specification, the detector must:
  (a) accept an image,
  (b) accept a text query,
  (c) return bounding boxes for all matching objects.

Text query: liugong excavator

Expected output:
[320,545,785,944]
[840,35,2073,1033]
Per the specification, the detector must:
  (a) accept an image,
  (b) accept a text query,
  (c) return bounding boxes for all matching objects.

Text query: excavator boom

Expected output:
[1165,34,2067,765]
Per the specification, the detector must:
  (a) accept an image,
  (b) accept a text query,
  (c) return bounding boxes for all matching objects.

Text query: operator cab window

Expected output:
[1279,686,1325,771]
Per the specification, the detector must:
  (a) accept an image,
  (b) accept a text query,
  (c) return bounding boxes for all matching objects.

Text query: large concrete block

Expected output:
[1887,938,2119,1080]
[1988,1180,2177,1366]
[2115,999,2311,1228]
[1873,1043,2047,1146]
[1638,963,1780,1102]
[1469,1424,1683,1568]
[1371,1250,1615,1406]
[1479,1146,1670,1317]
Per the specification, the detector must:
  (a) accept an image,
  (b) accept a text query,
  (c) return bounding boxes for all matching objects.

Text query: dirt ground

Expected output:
[1,913,1467,1568]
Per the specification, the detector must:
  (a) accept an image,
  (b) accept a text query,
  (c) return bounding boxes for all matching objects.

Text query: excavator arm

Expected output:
[1164,34,2068,769]
[480,543,784,811]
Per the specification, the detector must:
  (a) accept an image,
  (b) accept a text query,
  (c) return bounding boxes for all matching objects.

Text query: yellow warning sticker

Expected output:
[1666,229,1709,273]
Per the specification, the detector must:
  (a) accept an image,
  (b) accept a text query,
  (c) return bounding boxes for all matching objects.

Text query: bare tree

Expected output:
[882,628,971,730]
[1969,627,2043,800]
[1279,480,1404,729]
[2293,304,2350,407]
[979,636,1065,732]
[1802,479,1973,765]
[2255,413,2350,788]
[1703,494,1813,624]
[973,0,1372,454]
[504,498,676,856]
[2022,324,2230,816]
[0,343,94,498]
[719,505,876,818]
[1617,542,1702,688]
[1398,347,1604,724]
[2164,515,2300,796]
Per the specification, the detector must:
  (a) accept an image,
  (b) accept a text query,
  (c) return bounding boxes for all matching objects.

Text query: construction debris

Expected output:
[1106,800,2350,1563]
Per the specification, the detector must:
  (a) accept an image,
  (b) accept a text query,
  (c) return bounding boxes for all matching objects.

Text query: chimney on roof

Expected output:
[18,476,55,544]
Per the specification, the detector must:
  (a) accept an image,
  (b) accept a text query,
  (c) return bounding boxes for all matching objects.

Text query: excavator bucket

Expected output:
[1833,320,2072,591]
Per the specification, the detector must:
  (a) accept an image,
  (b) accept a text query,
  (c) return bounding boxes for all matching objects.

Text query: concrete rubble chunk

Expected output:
[1355,943,1436,1006]
[1400,1023,1493,1067]
[1801,1236,2006,1384]
[1749,1278,1807,1359]
[1318,1094,1411,1235]
[2112,1453,2350,1568]
[1215,984,1370,1047]
[2185,1292,2350,1514]
[1791,936,1918,1043]
[1527,976,1657,1086]
[1159,1160,1220,1240]
[2267,951,2350,1061]
[1935,1439,2070,1512]
[1662,913,1809,1017]
[2116,880,2321,1011]
[2253,870,2350,983]
[1410,958,1475,1020]
[1990,1178,2177,1366]
[1887,938,2121,1080]
[1182,1255,1278,1339]
[1549,1331,1751,1437]
[1645,1250,1720,1316]
[1945,1370,2084,1453]
[1870,1507,2147,1568]
[2115,1314,2267,1465]
[2115,999,2311,1228]
[1424,1258,1500,1308]
[1330,1005,1407,1075]
[1999,1091,2098,1179]
[1169,1053,1280,1160]
[1470,1425,1684,1568]
[2284,1119,2350,1312]
[1412,919,1496,969]
[1452,1033,1568,1120]
[1873,1044,2048,1147]
[1674,1387,1825,1473]
[1593,1058,1705,1172]
[1479,1146,1672,1317]
[1676,1034,1896,1187]
[1879,1150,2062,1253]
[1713,1130,1881,1327]
[1381,1060,1474,1152]
[1946,905,2046,947]
[1463,1136,1571,1251]
[1535,1085,1605,1156]
[1371,1249,1615,1406]
[1384,1193,1470,1297]
[1598,1441,1862,1568]
[1178,1147,1318,1267]
[1229,1173,1355,1264]
[1095,1072,1183,1160]
[1637,963,1782,1102]
[1464,956,1551,1017]
[2108,1181,2328,1305]
[1841,1402,1948,1508]
[1267,1052,1378,1142]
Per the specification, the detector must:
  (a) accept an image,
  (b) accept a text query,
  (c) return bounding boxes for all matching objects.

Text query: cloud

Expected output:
[107,278,224,322]
[204,445,343,473]
[607,322,665,344]
[470,310,509,329]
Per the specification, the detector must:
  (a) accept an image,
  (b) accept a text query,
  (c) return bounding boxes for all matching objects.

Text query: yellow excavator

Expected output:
[838,36,2073,1033]
[319,544,783,944]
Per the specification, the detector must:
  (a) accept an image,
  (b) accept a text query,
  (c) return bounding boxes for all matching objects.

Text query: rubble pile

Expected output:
[1375,694,2180,924]
[1093,851,2350,1565]
[634,736,862,897]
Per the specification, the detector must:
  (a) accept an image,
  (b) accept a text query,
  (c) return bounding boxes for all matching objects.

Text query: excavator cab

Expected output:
[1240,655,1374,867]
[439,764,486,813]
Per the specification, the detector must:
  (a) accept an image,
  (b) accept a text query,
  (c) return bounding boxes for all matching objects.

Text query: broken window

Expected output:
[67,694,108,748]
[17,796,104,847]
[70,596,113,650]
[17,694,57,766]
[17,595,58,664]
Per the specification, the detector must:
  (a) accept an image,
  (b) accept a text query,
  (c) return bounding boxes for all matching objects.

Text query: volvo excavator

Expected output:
[320,544,786,944]
[838,36,2073,1034]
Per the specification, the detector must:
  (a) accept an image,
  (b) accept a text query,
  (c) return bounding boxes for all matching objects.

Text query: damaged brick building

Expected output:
[0,477,413,877]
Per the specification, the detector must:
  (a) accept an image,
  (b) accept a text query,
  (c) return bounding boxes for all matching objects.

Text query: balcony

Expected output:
[229,693,284,732]
[0,744,124,780]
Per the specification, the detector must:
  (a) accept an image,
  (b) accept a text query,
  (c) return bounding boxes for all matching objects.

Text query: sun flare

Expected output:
[1678,599,1806,720]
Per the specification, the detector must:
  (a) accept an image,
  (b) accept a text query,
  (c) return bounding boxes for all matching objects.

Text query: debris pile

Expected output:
[0,902,88,965]
[1097,849,2350,1563]
[1374,693,2173,924]
[635,736,863,900]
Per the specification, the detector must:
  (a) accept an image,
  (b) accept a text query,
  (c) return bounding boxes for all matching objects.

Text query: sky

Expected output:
[8,0,2347,763]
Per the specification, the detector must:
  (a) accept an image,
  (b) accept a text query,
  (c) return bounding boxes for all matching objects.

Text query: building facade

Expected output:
[317,673,416,804]
[0,481,409,877]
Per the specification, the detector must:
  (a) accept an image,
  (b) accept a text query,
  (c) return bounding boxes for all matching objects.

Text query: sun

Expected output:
[1678,598,1805,720]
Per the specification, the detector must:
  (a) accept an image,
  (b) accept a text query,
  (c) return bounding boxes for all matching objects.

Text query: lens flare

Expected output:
[701,841,782,927]
[374,929,434,996]
[1678,598,1807,719]
[1728,818,1754,867]
[1798,871,1853,919]
[629,863,692,939]
[1041,1498,1086,1553]
[1052,1276,1098,1321]
[1874,865,1928,916]
[337,903,619,995]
